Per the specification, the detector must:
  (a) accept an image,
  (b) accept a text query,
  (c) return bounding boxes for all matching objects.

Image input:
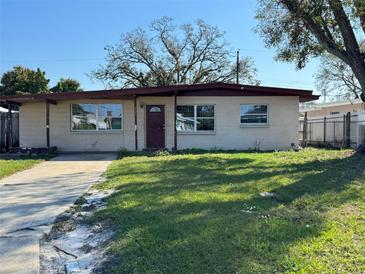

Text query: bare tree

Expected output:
[255,0,365,101]
[316,54,362,101]
[92,17,259,88]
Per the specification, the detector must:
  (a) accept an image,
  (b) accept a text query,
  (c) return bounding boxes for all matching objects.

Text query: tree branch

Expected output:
[281,0,349,63]
[354,0,365,34]
[328,0,362,56]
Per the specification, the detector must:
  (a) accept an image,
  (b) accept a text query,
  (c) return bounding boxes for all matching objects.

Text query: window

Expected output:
[71,104,97,130]
[177,105,215,132]
[149,106,162,112]
[240,104,268,126]
[98,104,122,130]
[197,105,214,131]
[71,104,122,131]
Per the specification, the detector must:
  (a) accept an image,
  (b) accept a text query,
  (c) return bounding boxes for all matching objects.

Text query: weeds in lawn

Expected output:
[95,149,365,273]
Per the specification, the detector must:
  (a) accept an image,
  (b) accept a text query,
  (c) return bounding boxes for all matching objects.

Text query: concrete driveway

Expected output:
[0,153,116,274]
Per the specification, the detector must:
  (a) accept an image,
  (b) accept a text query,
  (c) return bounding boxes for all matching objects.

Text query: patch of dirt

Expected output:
[40,189,115,274]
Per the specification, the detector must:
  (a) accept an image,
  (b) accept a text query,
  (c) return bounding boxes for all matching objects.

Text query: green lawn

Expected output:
[0,156,46,179]
[95,148,365,273]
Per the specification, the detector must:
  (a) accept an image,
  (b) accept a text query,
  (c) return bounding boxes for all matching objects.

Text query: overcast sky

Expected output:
[0,0,319,92]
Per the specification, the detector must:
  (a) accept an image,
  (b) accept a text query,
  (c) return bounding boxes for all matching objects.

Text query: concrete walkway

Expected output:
[0,153,116,274]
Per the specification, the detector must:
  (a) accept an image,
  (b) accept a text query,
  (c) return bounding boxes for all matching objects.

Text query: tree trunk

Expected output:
[282,0,365,101]
[349,61,365,102]
[327,0,365,101]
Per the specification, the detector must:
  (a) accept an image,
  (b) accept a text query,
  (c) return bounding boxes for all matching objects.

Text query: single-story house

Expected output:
[0,83,318,152]
[300,100,365,118]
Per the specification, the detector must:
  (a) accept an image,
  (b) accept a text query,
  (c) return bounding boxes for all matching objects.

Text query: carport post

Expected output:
[46,101,50,147]
[45,99,57,148]
[134,95,138,151]
[6,103,13,150]
[173,91,177,151]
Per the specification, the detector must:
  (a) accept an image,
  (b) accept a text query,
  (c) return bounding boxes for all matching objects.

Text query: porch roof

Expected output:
[0,82,319,106]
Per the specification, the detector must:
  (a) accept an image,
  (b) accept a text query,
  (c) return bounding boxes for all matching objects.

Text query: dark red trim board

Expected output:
[0,82,319,105]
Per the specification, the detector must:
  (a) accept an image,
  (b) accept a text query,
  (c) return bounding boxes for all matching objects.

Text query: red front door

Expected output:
[146,105,165,149]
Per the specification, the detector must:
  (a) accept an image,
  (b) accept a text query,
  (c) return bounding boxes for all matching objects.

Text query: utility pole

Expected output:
[236,49,240,85]
[323,89,327,103]
[176,63,180,83]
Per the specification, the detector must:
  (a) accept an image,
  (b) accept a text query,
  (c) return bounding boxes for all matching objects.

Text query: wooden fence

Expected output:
[299,110,365,148]
[0,112,19,150]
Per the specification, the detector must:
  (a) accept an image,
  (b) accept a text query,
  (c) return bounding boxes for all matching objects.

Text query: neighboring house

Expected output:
[0,107,11,113]
[300,100,365,118]
[299,100,365,149]
[0,83,318,152]
[0,106,18,114]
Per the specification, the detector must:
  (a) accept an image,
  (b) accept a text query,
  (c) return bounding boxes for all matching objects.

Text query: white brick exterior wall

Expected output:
[19,96,299,151]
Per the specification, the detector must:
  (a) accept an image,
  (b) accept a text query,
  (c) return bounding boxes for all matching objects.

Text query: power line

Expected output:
[263,79,313,84]
[237,47,274,53]
[0,58,103,63]
[0,47,278,64]
[0,56,317,89]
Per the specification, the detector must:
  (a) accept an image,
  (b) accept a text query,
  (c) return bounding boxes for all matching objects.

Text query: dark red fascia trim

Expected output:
[0,82,319,103]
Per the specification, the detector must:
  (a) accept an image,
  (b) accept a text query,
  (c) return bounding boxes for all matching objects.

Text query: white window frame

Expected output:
[71,103,123,132]
[177,104,215,132]
[240,104,269,127]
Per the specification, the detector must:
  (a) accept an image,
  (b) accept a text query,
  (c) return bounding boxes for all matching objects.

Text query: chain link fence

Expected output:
[299,110,365,149]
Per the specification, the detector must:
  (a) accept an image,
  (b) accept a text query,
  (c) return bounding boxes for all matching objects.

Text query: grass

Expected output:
[95,148,365,273]
[0,155,47,179]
